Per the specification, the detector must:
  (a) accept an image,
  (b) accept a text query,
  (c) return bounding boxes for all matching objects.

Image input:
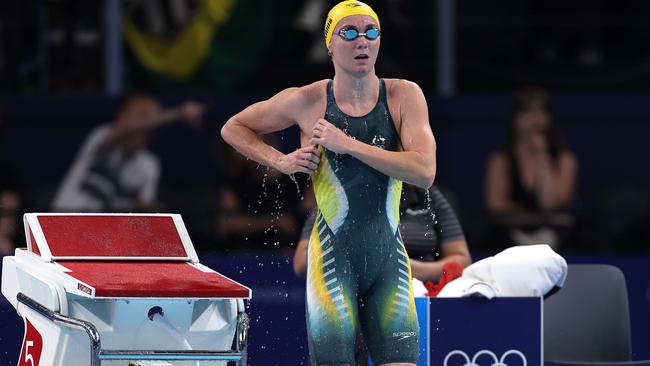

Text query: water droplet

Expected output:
[289,174,302,198]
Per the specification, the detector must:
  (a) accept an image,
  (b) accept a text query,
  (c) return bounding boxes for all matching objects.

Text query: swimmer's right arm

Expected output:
[221,87,320,175]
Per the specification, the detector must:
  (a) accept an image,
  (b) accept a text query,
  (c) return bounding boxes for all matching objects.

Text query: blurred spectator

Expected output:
[0,190,21,256]
[215,134,313,251]
[1,107,22,256]
[293,184,472,281]
[51,94,203,213]
[485,87,578,249]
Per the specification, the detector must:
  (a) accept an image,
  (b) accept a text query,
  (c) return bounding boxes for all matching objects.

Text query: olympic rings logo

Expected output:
[443,349,527,366]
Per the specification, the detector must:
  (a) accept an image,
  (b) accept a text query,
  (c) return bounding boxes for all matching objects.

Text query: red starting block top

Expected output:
[24,213,198,262]
[19,213,250,299]
[57,261,250,298]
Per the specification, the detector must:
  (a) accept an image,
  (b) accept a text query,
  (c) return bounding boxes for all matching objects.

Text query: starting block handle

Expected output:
[17,292,102,366]
[236,311,250,353]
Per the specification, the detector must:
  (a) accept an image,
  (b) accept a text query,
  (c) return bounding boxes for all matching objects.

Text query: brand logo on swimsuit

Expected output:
[392,331,417,341]
[443,349,527,366]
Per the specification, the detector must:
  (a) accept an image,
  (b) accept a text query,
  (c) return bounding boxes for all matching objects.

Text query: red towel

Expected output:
[424,261,464,297]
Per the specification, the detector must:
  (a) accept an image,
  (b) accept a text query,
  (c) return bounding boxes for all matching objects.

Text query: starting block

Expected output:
[1,213,251,365]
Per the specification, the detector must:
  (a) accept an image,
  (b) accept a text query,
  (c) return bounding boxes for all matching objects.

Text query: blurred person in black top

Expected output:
[485,87,578,249]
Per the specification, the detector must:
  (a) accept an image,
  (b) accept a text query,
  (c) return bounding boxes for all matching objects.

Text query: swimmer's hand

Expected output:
[276,145,321,176]
[310,118,352,154]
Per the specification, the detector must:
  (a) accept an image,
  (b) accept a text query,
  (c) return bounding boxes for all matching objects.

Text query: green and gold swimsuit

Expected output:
[307,79,419,365]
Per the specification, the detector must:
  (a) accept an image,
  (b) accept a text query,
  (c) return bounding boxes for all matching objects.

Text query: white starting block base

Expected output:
[2,213,251,366]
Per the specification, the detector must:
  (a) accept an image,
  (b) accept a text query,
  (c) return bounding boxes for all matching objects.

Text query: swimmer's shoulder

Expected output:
[281,80,328,115]
[383,79,426,126]
[295,79,329,105]
[268,80,327,115]
[275,80,328,103]
[383,78,425,101]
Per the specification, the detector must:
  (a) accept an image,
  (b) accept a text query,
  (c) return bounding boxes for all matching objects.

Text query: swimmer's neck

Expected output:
[332,72,379,106]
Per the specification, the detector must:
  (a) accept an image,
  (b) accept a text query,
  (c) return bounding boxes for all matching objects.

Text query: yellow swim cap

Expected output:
[324,1,380,49]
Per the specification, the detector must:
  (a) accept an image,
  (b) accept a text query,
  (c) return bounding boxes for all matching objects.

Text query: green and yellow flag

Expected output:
[123,0,285,91]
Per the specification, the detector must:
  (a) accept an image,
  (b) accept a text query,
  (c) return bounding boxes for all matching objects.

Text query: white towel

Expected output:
[437,244,567,298]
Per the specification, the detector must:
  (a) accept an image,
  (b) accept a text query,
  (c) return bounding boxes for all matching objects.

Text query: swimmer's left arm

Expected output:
[310,80,436,188]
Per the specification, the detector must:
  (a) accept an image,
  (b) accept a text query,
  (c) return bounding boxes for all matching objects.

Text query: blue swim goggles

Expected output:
[337,26,381,41]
